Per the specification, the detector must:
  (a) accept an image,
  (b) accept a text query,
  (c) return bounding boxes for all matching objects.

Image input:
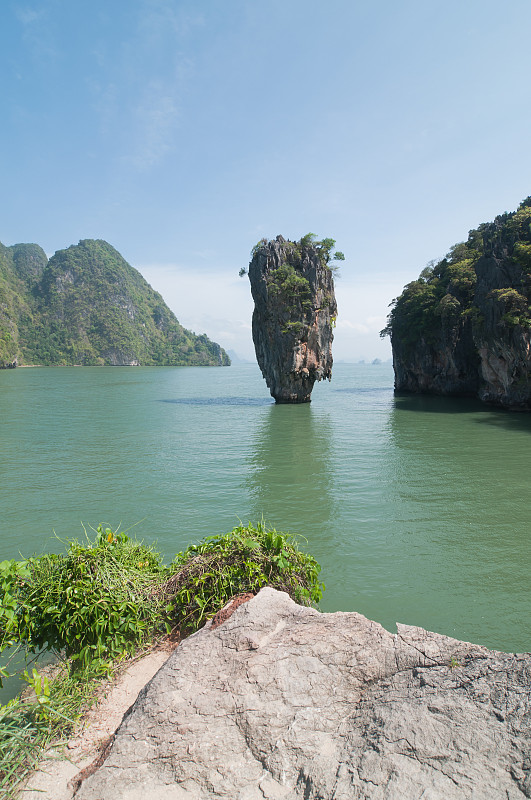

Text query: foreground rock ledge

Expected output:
[77,588,531,800]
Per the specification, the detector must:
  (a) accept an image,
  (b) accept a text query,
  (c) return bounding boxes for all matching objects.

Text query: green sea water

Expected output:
[1,362,530,660]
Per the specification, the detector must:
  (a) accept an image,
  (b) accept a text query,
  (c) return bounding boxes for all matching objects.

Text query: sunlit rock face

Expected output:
[248,236,337,403]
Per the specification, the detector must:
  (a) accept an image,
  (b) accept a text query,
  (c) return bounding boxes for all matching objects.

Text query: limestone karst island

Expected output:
[245,233,341,402]
[383,197,531,409]
[0,238,229,368]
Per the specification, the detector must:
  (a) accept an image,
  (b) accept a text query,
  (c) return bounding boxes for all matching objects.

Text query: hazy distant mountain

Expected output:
[0,239,230,367]
[226,349,255,364]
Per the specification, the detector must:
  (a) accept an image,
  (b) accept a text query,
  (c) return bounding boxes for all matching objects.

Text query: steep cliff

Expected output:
[247,235,339,402]
[0,238,229,367]
[383,197,531,408]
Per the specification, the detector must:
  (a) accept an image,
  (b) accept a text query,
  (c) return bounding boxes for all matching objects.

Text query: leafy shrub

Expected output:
[490,288,531,328]
[267,263,312,305]
[162,522,324,634]
[6,526,168,674]
[0,560,31,655]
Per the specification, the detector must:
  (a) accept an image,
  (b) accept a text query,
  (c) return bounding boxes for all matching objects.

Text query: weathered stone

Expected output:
[76,588,531,799]
[248,236,337,402]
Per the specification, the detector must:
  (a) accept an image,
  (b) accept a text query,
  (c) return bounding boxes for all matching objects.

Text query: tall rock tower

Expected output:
[247,234,339,403]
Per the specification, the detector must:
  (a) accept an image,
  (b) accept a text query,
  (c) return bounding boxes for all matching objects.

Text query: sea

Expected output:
[1,361,530,698]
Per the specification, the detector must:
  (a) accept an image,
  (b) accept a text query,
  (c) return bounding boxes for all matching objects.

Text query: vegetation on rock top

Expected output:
[381,197,531,354]
[241,232,344,277]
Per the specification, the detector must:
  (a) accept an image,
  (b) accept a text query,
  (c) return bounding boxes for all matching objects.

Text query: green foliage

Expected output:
[380,278,442,348]
[164,522,324,634]
[512,242,531,272]
[247,234,344,275]
[489,288,531,328]
[0,561,31,658]
[1,523,324,674]
[0,238,230,367]
[3,526,168,675]
[250,238,268,259]
[0,243,47,367]
[268,263,312,305]
[382,197,531,351]
[299,232,318,248]
[318,237,335,253]
[437,293,461,320]
[0,666,101,798]
[282,321,305,336]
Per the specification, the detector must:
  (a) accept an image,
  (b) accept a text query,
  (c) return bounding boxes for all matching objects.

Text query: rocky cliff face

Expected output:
[248,235,338,402]
[75,587,531,800]
[386,198,531,409]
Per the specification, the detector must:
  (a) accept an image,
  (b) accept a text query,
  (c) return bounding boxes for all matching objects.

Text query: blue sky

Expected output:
[2,0,531,361]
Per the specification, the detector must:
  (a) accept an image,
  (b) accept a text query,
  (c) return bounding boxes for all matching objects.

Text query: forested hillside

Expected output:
[0,239,229,367]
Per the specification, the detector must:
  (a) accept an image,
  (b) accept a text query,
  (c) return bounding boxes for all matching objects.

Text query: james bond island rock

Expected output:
[75,587,531,800]
[0,238,230,367]
[383,197,531,409]
[247,234,340,402]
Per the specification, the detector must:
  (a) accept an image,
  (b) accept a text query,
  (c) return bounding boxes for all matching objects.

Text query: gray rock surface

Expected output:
[77,588,531,799]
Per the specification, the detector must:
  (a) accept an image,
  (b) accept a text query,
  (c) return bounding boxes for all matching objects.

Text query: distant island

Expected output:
[382,197,531,409]
[0,239,230,367]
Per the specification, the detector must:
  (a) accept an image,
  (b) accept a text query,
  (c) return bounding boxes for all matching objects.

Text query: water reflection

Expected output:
[246,404,335,541]
[393,393,486,414]
[394,392,531,432]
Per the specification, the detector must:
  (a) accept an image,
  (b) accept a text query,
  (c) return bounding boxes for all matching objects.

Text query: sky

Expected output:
[2,1,531,362]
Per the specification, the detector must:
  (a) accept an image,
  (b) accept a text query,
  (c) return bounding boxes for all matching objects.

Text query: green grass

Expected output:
[0,665,103,799]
